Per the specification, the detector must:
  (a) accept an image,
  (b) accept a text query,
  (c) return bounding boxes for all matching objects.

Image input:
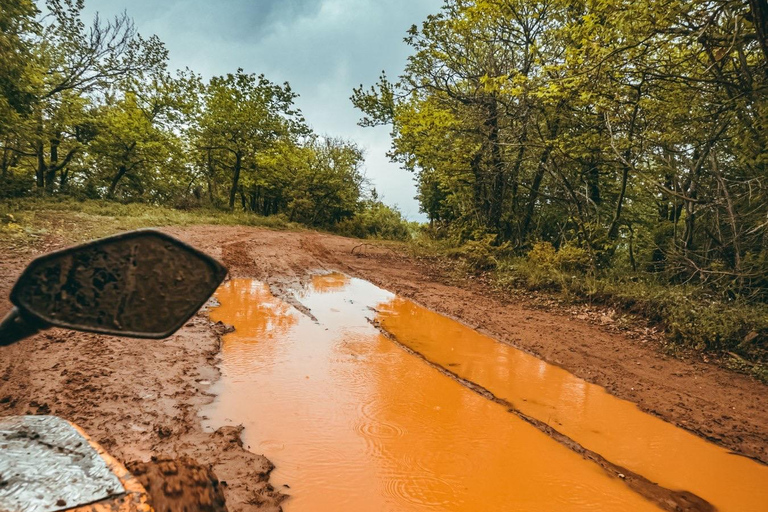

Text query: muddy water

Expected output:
[203,274,762,511]
[377,298,768,512]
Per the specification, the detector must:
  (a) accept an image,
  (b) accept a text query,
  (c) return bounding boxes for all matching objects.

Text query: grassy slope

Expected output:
[407,237,768,382]
[0,197,300,253]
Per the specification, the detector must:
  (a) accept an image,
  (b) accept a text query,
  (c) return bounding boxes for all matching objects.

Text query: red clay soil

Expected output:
[1,225,766,511]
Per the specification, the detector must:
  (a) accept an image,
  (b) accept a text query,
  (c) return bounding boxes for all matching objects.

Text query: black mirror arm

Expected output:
[0,307,49,347]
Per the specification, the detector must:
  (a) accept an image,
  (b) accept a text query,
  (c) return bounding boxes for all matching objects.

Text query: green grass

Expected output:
[0,197,301,251]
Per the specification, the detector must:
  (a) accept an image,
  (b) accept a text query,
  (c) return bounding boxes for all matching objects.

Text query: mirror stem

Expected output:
[0,307,47,347]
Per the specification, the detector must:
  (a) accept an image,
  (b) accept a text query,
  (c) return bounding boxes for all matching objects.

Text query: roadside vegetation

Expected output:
[408,235,768,381]
[352,0,768,370]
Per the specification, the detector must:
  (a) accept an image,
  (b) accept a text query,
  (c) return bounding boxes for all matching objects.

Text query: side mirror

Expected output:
[0,230,227,345]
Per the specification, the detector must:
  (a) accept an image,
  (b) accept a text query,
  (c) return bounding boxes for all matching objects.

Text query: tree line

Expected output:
[353,0,767,299]
[0,0,409,237]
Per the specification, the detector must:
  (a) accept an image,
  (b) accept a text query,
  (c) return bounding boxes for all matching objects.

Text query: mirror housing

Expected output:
[8,230,227,339]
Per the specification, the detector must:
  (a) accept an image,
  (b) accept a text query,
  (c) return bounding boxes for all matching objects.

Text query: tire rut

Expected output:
[369,318,716,512]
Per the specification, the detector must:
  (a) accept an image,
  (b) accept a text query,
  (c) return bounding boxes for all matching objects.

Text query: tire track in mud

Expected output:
[368,318,715,512]
[220,237,324,322]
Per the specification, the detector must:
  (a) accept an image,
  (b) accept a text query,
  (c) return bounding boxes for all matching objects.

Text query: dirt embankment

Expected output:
[1,224,767,511]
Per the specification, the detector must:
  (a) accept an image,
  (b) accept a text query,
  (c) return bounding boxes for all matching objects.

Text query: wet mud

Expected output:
[126,457,228,512]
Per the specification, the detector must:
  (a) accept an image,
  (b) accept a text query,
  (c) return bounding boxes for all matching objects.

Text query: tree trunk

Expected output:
[469,151,484,225]
[1,143,9,179]
[35,139,45,189]
[521,114,561,241]
[748,0,768,67]
[60,168,69,189]
[608,162,629,239]
[228,152,242,210]
[206,150,216,205]
[44,137,60,192]
[521,145,553,240]
[487,98,505,231]
[607,93,640,240]
[108,165,128,198]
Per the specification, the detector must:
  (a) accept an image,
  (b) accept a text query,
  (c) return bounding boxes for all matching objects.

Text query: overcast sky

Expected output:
[81,0,442,220]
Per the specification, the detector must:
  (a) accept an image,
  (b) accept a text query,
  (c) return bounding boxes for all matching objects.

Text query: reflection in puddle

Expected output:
[377,298,768,512]
[204,275,661,511]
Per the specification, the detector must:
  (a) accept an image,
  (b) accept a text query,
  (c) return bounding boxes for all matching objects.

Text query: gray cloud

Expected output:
[83,0,442,219]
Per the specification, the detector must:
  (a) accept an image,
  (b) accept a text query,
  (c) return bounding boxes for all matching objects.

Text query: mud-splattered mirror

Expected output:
[10,230,227,338]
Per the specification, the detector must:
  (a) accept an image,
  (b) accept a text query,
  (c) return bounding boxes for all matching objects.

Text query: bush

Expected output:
[415,235,768,364]
[555,244,592,272]
[334,201,411,241]
[664,299,768,356]
[0,173,34,199]
[443,234,514,271]
[527,241,557,268]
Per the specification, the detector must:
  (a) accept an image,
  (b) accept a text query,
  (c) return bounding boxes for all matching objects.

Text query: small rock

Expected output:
[156,426,173,438]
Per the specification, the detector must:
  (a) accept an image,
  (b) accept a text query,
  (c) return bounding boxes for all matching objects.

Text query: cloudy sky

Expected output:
[82,0,443,220]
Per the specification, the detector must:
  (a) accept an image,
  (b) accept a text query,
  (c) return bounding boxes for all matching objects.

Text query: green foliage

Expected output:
[663,299,768,355]
[0,0,38,125]
[192,69,307,210]
[282,137,364,226]
[409,228,768,365]
[353,0,768,301]
[448,236,502,271]
[335,198,411,241]
[506,252,768,361]
[0,0,403,236]
[442,234,512,271]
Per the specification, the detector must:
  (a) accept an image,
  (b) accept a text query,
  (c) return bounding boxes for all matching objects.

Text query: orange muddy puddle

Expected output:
[377,297,768,512]
[205,275,663,511]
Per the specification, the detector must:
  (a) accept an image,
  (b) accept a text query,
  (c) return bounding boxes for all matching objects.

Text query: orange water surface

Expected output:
[377,297,768,512]
[203,274,764,511]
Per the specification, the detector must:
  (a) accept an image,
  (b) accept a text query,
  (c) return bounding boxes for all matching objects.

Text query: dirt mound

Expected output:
[126,458,227,512]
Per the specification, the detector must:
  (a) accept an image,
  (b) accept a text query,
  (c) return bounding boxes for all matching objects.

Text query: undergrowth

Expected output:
[410,237,768,382]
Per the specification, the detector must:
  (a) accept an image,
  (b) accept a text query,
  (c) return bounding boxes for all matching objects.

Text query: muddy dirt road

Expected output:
[1,225,767,510]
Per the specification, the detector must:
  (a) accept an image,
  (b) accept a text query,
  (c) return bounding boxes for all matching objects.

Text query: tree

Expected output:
[193,69,306,209]
[285,137,365,226]
[0,0,38,131]
[88,92,180,199]
[354,0,768,296]
[29,0,168,192]
[0,0,39,190]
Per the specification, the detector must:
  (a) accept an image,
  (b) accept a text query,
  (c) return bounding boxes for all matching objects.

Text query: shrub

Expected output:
[554,244,592,272]
[335,201,411,241]
[444,235,512,271]
[527,241,557,268]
